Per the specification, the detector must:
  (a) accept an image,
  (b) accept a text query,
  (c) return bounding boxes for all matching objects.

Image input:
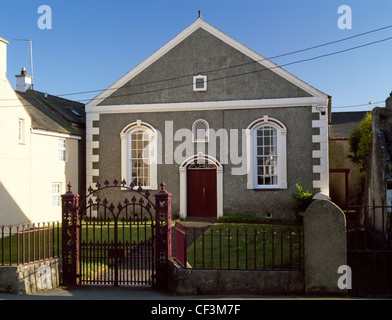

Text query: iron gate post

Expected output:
[61,183,79,286]
[154,181,172,289]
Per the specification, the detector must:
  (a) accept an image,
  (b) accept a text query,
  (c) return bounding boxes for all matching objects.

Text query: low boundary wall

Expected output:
[168,258,304,295]
[0,258,62,295]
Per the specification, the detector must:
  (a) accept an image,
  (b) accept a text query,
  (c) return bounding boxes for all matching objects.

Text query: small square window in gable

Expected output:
[193,75,207,91]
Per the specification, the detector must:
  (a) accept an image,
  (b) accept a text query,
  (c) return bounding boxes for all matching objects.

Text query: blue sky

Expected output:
[1,0,391,112]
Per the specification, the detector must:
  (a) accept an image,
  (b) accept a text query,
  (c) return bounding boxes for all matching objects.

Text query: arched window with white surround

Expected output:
[192,119,209,142]
[120,120,158,190]
[246,116,287,190]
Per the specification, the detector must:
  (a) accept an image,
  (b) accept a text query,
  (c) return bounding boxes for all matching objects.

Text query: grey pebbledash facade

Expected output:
[85,17,330,220]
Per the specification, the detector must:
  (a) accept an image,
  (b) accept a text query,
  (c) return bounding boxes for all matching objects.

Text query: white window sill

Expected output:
[253,185,283,190]
[121,186,158,191]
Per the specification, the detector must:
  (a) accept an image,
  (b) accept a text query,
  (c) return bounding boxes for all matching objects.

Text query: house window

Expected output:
[120,121,158,190]
[130,130,151,187]
[58,138,67,161]
[246,116,287,190]
[193,75,207,91]
[52,183,61,208]
[192,119,209,142]
[18,119,25,144]
[255,126,278,186]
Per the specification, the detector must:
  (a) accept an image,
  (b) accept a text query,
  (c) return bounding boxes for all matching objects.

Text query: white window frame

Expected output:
[120,120,158,190]
[193,75,207,91]
[129,129,152,188]
[192,119,209,142]
[58,138,67,162]
[254,125,279,188]
[246,116,287,190]
[51,183,61,208]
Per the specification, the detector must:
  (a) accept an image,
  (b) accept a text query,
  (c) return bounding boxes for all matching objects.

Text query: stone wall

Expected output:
[168,258,304,295]
[0,258,62,295]
[303,199,347,295]
[365,106,392,238]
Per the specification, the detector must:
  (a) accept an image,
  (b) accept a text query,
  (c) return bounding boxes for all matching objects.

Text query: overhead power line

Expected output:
[0,25,392,106]
[333,100,385,109]
[71,34,392,103]
[56,23,392,98]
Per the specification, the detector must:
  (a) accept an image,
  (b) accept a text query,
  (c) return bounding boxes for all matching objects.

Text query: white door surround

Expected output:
[179,154,223,219]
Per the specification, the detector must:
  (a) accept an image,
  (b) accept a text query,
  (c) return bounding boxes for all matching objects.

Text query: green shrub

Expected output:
[292,184,313,219]
[348,112,372,170]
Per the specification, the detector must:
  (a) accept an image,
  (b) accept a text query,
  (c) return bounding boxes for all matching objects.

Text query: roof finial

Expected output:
[198,10,202,20]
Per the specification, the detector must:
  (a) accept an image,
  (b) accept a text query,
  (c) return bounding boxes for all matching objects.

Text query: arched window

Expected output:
[120,120,158,190]
[192,119,209,142]
[255,125,278,186]
[129,129,151,187]
[246,116,287,189]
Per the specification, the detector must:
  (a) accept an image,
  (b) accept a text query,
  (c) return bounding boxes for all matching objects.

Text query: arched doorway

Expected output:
[187,161,217,217]
[179,154,223,219]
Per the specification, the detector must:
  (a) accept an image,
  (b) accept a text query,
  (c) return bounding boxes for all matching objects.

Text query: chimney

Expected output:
[0,37,9,80]
[386,91,392,109]
[15,67,32,92]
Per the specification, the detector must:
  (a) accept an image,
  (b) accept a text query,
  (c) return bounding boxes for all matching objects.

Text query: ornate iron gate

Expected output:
[62,180,172,288]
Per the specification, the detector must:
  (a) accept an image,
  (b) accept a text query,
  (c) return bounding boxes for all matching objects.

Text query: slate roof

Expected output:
[16,90,85,137]
[330,111,369,125]
[329,111,368,140]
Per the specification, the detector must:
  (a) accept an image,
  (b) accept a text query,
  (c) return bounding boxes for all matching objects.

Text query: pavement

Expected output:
[0,285,384,300]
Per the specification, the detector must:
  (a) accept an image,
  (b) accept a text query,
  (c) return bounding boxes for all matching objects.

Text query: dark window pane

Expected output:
[196,78,204,88]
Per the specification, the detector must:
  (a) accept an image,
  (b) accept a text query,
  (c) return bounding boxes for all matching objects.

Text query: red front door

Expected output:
[187,169,217,217]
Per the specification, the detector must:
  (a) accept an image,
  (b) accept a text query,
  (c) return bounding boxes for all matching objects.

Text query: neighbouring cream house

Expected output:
[0,37,85,226]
